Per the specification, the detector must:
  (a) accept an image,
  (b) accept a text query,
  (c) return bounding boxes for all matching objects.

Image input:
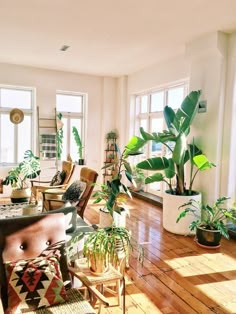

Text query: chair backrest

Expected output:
[62,160,76,185]
[77,167,99,218]
[0,213,68,311]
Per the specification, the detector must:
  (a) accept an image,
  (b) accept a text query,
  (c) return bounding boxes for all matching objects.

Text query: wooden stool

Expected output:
[69,258,125,314]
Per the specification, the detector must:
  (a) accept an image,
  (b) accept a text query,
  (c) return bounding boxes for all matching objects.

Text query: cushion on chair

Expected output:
[62,180,87,203]
[50,171,66,186]
[5,253,67,313]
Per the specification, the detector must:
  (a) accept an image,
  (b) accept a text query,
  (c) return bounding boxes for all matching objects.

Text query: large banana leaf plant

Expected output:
[125,90,215,196]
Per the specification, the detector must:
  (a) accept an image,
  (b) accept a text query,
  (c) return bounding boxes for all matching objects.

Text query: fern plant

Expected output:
[72,126,83,159]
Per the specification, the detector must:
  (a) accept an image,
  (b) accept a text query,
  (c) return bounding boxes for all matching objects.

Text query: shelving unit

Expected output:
[37,107,57,160]
[103,133,118,184]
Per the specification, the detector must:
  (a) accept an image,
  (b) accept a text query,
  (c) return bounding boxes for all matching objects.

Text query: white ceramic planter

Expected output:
[163,191,202,235]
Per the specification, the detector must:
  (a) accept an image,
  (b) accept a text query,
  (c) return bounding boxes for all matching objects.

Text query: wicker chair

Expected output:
[0,213,107,313]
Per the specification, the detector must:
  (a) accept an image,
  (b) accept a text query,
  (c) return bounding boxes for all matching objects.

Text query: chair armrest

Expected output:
[68,266,110,307]
[31,179,51,186]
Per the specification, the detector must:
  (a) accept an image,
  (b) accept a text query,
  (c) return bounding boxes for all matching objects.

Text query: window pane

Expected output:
[140,119,147,131]
[1,88,31,109]
[151,92,164,112]
[140,95,148,113]
[167,86,184,110]
[0,114,14,162]
[151,118,163,157]
[18,116,31,161]
[57,94,82,113]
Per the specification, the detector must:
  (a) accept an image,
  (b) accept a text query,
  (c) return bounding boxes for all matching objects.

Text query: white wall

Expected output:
[0,63,117,194]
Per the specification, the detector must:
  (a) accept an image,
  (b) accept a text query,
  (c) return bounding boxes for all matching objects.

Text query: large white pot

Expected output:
[163,191,202,235]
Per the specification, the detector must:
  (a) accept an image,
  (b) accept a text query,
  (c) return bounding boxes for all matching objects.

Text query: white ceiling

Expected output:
[1,0,236,77]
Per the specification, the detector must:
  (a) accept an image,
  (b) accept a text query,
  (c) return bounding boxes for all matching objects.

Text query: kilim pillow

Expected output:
[5,254,67,313]
[50,171,66,186]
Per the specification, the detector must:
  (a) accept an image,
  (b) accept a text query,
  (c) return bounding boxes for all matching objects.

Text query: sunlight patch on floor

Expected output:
[165,253,236,276]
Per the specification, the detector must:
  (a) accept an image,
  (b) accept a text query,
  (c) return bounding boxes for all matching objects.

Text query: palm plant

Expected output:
[72,126,83,159]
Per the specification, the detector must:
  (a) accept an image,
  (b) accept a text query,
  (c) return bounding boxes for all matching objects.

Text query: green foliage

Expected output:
[83,226,132,266]
[176,196,236,239]
[72,126,83,159]
[106,131,117,140]
[125,90,216,195]
[56,113,63,159]
[3,150,41,189]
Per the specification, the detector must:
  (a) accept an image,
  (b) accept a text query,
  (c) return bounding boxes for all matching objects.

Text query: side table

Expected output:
[69,258,125,314]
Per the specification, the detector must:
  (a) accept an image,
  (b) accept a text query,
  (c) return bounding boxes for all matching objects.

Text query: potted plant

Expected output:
[72,126,84,165]
[83,226,132,274]
[125,90,216,234]
[56,112,63,161]
[3,150,41,203]
[84,145,140,274]
[176,196,236,247]
[130,165,145,192]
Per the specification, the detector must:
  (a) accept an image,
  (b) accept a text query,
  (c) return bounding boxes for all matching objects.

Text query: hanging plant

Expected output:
[56,113,63,159]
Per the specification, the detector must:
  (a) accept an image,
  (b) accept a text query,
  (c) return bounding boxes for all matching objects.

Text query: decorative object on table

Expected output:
[72,126,84,165]
[125,90,216,235]
[176,196,236,247]
[9,108,24,124]
[3,150,41,203]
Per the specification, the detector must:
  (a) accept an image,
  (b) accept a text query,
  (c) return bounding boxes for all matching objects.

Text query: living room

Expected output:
[1,1,236,313]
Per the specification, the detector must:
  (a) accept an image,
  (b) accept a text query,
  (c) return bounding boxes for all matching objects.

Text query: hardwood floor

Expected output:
[84,197,236,314]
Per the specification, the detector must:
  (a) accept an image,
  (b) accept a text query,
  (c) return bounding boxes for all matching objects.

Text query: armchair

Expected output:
[0,213,107,313]
[31,160,75,202]
[42,167,98,218]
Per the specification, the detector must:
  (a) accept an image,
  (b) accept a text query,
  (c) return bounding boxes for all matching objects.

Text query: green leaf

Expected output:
[164,158,175,179]
[164,106,178,131]
[140,127,154,140]
[125,136,146,154]
[145,173,164,184]
[172,133,187,165]
[137,157,169,170]
[193,154,216,170]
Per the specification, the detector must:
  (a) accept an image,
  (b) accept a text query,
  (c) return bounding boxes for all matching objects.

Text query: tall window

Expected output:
[133,83,188,197]
[56,91,86,162]
[0,86,34,165]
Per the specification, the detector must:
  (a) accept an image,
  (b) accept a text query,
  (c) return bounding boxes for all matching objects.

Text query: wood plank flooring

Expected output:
[84,197,236,314]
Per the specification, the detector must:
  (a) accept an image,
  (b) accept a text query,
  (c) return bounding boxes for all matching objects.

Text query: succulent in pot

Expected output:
[177,196,236,247]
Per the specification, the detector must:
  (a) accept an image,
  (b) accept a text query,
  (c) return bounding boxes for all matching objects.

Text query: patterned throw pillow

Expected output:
[5,254,67,313]
[62,180,87,203]
[50,171,66,186]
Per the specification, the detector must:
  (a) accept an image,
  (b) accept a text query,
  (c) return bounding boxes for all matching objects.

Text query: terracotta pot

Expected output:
[89,252,109,274]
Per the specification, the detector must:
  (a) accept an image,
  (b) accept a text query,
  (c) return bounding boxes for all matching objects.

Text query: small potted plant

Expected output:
[176,196,236,247]
[3,150,41,203]
[130,165,145,192]
[72,126,84,165]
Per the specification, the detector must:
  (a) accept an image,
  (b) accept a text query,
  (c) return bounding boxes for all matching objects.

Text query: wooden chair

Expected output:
[0,213,108,313]
[30,160,75,202]
[42,167,98,218]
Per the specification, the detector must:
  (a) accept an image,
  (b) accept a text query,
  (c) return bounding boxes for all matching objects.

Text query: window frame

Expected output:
[0,85,35,165]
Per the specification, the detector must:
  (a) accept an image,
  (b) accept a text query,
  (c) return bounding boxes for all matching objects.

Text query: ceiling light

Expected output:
[60,45,70,51]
